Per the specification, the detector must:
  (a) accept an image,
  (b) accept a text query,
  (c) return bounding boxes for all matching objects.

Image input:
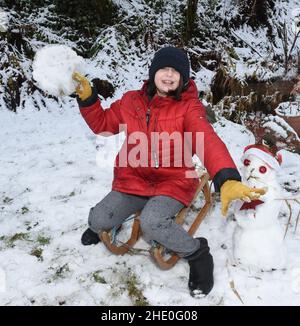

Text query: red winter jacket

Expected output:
[78,80,240,206]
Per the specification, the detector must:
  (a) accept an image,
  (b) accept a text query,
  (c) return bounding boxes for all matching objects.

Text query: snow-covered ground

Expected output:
[1,96,300,306]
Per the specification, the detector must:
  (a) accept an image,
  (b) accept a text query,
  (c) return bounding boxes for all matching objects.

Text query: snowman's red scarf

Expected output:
[240,199,264,211]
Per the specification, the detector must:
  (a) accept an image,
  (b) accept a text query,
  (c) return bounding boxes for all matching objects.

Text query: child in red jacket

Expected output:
[73,47,264,297]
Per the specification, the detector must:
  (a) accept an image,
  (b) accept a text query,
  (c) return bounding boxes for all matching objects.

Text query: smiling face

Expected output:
[154,67,181,97]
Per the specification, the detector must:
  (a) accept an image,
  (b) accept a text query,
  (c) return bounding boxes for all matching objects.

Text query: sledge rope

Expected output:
[111,214,136,244]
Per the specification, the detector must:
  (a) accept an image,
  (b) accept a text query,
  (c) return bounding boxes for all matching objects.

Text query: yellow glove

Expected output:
[220,180,266,216]
[72,72,92,101]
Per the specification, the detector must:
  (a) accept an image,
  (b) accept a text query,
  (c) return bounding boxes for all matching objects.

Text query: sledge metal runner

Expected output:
[100,171,211,270]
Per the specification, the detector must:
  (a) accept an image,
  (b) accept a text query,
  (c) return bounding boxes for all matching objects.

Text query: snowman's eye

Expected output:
[259,166,267,174]
[243,159,251,166]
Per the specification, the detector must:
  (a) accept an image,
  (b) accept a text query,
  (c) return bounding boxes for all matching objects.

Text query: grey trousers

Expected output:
[88,191,200,256]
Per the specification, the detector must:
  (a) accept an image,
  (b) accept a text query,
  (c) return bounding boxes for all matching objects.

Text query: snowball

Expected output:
[32,45,85,97]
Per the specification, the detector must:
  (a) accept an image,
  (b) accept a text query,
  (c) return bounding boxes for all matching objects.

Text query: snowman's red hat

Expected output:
[242,144,282,170]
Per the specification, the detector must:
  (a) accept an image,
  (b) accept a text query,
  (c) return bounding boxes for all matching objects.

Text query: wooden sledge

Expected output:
[100,172,211,270]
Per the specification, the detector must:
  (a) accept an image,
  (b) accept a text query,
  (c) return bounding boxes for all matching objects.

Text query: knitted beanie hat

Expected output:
[149,46,190,86]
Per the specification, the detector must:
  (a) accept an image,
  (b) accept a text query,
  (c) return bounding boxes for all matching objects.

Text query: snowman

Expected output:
[233,143,287,271]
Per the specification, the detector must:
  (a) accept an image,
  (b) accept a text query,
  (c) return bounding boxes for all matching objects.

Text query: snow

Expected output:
[275,101,300,117]
[292,7,300,34]
[32,45,85,97]
[0,8,8,33]
[194,67,215,93]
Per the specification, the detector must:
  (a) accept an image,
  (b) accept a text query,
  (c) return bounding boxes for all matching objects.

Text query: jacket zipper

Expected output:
[146,104,159,169]
[153,151,159,169]
[146,107,151,126]
[153,115,159,169]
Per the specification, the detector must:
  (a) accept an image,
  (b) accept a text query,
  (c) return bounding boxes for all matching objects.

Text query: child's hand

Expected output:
[72,72,92,101]
[220,180,266,216]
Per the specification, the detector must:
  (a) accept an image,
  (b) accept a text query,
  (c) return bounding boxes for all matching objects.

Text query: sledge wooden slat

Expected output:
[150,246,181,270]
[174,207,188,225]
[187,173,211,236]
[100,212,141,255]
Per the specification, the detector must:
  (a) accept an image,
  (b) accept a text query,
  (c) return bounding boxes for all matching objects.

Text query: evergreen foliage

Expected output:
[236,0,275,28]
[52,0,118,31]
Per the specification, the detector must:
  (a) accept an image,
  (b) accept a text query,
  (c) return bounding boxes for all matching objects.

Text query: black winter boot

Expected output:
[81,228,101,246]
[186,237,214,298]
